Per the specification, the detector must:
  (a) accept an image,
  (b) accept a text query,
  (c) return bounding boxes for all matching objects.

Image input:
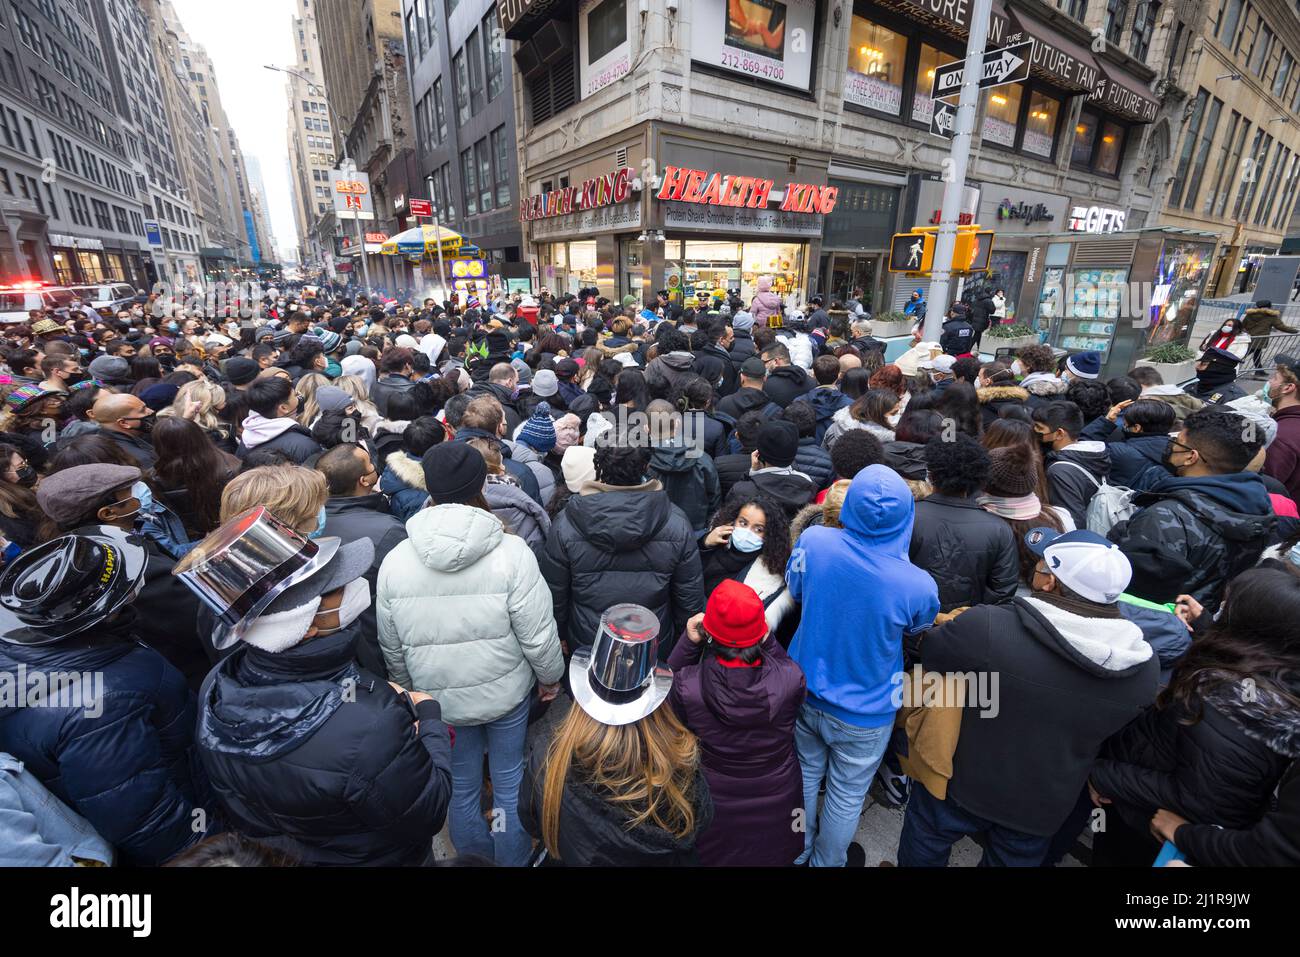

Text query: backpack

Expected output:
[1051,460,1138,535]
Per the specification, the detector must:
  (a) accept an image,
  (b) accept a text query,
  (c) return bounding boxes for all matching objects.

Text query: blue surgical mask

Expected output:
[309,505,327,539]
[130,480,153,515]
[730,525,764,554]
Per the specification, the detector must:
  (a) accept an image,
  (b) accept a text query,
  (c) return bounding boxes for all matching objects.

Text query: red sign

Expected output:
[655,166,838,215]
[335,262,353,272]
[364,232,389,243]
[520,167,634,221]
[409,198,433,217]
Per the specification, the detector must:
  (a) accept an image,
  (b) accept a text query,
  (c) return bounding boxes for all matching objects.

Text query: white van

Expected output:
[0,282,78,324]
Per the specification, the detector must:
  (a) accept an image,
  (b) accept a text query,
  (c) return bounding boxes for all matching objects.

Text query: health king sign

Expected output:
[655,167,839,215]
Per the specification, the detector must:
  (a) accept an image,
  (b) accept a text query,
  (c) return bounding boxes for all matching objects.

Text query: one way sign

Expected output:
[930,100,956,139]
[932,40,1032,101]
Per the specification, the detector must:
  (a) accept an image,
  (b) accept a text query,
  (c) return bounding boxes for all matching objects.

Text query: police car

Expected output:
[0,280,78,324]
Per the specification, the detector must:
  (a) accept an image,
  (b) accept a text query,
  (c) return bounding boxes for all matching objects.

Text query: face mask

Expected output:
[886,412,902,428]
[730,525,764,554]
[130,480,153,516]
[14,464,36,487]
[1010,359,1023,379]
[167,322,179,333]
[315,577,371,635]
[309,505,327,539]
[1162,438,1188,473]
[1221,325,1234,333]
[134,412,155,435]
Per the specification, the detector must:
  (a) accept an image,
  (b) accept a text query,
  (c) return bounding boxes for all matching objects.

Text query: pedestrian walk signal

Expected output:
[889,232,934,273]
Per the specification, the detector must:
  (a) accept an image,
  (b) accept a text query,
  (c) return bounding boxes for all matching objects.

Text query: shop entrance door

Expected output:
[825,254,879,312]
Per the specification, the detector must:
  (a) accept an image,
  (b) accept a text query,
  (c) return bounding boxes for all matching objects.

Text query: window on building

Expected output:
[1254,143,1288,224]
[1057,0,1087,19]
[1071,110,1127,175]
[476,138,492,212]
[1233,128,1269,218]
[1182,96,1222,210]
[1129,0,1159,61]
[1271,151,1300,228]
[1104,0,1129,46]
[1168,89,1208,207]
[1022,90,1061,158]
[453,50,470,125]
[433,77,447,142]
[467,29,485,115]
[491,125,510,208]
[912,44,960,125]
[1274,50,1293,96]
[845,14,908,117]
[982,84,1024,149]
[461,147,477,216]
[484,10,503,102]
[1250,24,1274,77]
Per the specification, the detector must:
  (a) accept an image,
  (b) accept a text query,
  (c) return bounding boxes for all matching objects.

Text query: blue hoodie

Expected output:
[1145,471,1274,514]
[785,465,939,727]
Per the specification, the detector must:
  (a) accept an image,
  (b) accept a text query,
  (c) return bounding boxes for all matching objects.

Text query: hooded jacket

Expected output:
[236,412,322,465]
[1106,432,1174,490]
[730,466,816,519]
[1262,404,1300,502]
[1092,676,1300,837]
[750,285,783,326]
[197,626,452,866]
[1141,384,1204,426]
[510,442,558,510]
[794,436,834,490]
[787,465,940,728]
[909,493,1020,612]
[1020,372,1068,410]
[763,364,815,408]
[800,386,853,444]
[1045,441,1112,528]
[379,449,431,522]
[483,476,552,549]
[823,405,893,450]
[0,615,208,865]
[716,386,781,422]
[540,480,704,657]
[668,635,806,866]
[645,351,697,400]
[692,344,739,396]
[681,408,732,461]
[451,428,542,504]
[518,725,714,866]
[883,439,928,481]
[370,372,416,418]
[976,384,1030,427]
[648,444,722,533]
[911,594,1158,836]
[376,504,562,725]
[1241,306,1298,339]
[727,331,757,373]
[1108,472,1276,610]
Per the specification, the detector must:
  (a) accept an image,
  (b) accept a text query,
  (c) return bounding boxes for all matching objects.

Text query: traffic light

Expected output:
[954,230,995,272]
[890,226,994,274]
[889,232,934,273]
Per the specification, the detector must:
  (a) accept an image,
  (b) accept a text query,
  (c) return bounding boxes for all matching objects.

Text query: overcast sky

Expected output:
[170,0,301,261]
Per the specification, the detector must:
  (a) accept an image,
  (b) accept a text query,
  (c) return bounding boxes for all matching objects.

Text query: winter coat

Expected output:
[518,720,714,866]
[909,493,1019,612]
[1020,372,1068,410]
[727,332,757,374]
[715,452,755,499]
[0,752,115,866]
[648,444,722,533]
[1106,433,1173,490]
[681,409,731,461]
[483,476,552,549]
[236,414,322,465]
[716,386,781,423]
[370,373,416,418]
[787,465,940,729]
[451,428,542,504]
[799,386,853,444]
[1141,384,1204,426]
[540,480,704,657]
[668,636,806,866]
[197,626,452,866]
[730,466,816,519]
[779,331,815,370]
[465,381,523,436]
[794,437,834,490]
[1116,595,1192,684]
[823,405,893,450]
[511,442,558,509]
[940,318,975,356]
[750,290,783,327]
[1185,378,1247,405]
[1092,677,1299,836]
[911,595,1157,836]
[969,293,994,333]
[132,536,209,692]
[1044,441,1112,528]
[0,616,207,865]
[1263,405,1300,502]
[377,504,562,725]
[1108,472,1276,610]
[693,344,739,396]
[1241,306,1298,340]
[102,427,157,470]
[645,351,697,400]
[977,385,1030,427]
[1172,760,1300,866]
[379,450,431,522]
[763,365,815,408]
[883,440,928,481]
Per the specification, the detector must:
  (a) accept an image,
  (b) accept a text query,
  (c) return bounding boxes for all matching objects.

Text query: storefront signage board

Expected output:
[529,202,642,240]
[521,166,635,221]
[1068,205,1127,233]
[656,167,838,215]
[663,201,823,236]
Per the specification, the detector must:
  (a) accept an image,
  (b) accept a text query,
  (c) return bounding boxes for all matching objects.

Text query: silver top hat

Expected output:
[172,506,339,651]
[569,603,672,727]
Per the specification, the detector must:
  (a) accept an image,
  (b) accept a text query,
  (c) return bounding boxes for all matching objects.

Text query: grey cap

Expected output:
[88,355,130,381]
[532,368,559,397]
[510,357,533,385]
[36,463,140,528]
[314,385,353,413]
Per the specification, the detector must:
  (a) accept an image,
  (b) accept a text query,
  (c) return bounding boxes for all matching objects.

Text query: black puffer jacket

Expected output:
[648,445,721,533]
[693,344,738,397]
[728,332,757,373]
[518,723,714,866]
[908,493,1019,612]
[793,437,833,490]
[196,626,452,866]
[729,467,816,519]
[235,423,322,466]
[1092,678,1300,835]
[1172,760,1300,866]
[645,352,697,400]
[681,409,731,461]
[716,387,781,422]
[883,440,928,481]
[976,385,1030,428]
[1106,433,1172,490]
[540,482,704,657]
[763,365,814,408]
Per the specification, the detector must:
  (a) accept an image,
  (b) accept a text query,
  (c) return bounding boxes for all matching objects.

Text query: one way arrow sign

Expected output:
[932,40,1032,101]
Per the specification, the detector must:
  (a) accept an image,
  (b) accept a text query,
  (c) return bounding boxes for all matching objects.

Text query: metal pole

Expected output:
[923,0,992,343]
[354,212,370,293]
[433,212,447,303]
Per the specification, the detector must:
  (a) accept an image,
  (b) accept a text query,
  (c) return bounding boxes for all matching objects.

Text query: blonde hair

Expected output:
[465,436,504,475]
[295,372,330,428]
[332,374,379,420]
[540,704,700,860]
[219,465,327,533]
[160,378,228,435]
[822,479,851,529]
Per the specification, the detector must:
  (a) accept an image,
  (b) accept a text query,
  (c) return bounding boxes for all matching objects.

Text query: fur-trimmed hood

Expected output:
[790,502,826,542]
[1202,674,1300,759]
[384,449,426,490]
[1020,373,1068,398]
[977,384,1029,404]
[595,340,639,358]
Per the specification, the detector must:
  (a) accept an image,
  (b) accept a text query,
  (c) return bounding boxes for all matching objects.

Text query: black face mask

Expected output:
[14,465,36,487]
[65,372,89,386]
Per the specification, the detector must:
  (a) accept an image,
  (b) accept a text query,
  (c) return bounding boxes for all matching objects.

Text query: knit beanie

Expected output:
[422,442,487,505]
[517,402,558,452]
[985,446,1038,497]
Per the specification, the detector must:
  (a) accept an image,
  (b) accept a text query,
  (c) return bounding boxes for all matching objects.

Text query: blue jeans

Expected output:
[794,701,892,867]
[448,696,532,867]
[898,783,1051,867]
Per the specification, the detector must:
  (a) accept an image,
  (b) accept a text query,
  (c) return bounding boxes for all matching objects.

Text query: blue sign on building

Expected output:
[144,221,163,246]
[243,210,261,263]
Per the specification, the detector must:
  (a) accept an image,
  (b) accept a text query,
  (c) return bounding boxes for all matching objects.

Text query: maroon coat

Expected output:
[668,635,806,866]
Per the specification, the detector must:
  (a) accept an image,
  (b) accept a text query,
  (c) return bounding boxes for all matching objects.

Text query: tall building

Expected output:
[0,0,156,286]
[244,155,279,266]
[283,0,339,274]
[403,0,525,293]
[315,0,415,290]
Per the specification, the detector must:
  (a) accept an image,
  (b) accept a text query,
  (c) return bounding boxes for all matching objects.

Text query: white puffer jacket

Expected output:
[376,503,563,725]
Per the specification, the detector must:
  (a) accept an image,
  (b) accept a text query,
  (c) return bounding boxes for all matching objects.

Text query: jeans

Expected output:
[897,784,1050,867]
[794,701,892,867]
[448,696,532,867]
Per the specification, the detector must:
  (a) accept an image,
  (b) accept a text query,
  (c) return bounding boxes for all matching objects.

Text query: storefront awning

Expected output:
[1008,7,1103,93]
[1089,61,1160,123]
[499,0,566,40]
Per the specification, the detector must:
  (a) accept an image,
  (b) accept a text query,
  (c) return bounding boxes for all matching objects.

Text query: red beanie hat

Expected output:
[702,580,767,648]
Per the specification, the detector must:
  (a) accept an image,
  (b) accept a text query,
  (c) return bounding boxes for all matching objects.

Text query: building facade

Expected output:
[404,0,525,296]
[283,0,339,274]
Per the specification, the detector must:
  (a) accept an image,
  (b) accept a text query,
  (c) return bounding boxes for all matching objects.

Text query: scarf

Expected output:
[977,492,1042,520]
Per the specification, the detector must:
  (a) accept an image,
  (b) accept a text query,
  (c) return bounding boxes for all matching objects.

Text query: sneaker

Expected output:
[844,842,866,867]
[877,767,910,808]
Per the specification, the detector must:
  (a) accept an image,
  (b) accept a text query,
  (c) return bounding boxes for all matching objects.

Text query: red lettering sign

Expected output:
[521,167,638,221]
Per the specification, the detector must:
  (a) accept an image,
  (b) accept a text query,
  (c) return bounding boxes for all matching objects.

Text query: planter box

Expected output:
[984,334,1040,354]
[1135,358,1197,386]
[869,318,914,338]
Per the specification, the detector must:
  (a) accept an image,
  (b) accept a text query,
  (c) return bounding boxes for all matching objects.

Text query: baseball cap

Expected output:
[1024,527,1132,604]
[919,354,956,374]
[1273,354,1300,377]
[740,355,767,379]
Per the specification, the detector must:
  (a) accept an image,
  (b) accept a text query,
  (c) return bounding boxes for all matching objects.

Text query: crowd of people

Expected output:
[0,283,1296,868]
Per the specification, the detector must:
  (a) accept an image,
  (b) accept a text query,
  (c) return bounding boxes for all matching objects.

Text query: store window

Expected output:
[1022,90,1061,157]
[1071,109,1127,175]
[983,84,1023,148]
[661,240,806,305]
[1072,112,1098,166]
[844,15,908,116]
[912,45,959,125]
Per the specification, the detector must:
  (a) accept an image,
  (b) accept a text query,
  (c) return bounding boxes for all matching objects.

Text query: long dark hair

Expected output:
[616,369,649,411]
[850,388,900,428]
[936,380,982,437]
[0,442,38,522]
[1160,567,1300,719]
[707,492,792,578]
[151,416,232,536]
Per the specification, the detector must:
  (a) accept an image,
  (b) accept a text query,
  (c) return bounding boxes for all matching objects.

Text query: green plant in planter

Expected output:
[874,311,909,324]
[1143,343,1197,364]
[986,322,1035,338]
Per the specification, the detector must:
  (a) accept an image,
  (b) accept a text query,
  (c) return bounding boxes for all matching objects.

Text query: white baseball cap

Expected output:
[919,354,956,374]
[1025,528,1132,604]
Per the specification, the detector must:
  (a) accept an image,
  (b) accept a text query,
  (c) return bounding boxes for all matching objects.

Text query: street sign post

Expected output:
[930,101,957,139]
[409,198,433,218]
[931,39,1031,101]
